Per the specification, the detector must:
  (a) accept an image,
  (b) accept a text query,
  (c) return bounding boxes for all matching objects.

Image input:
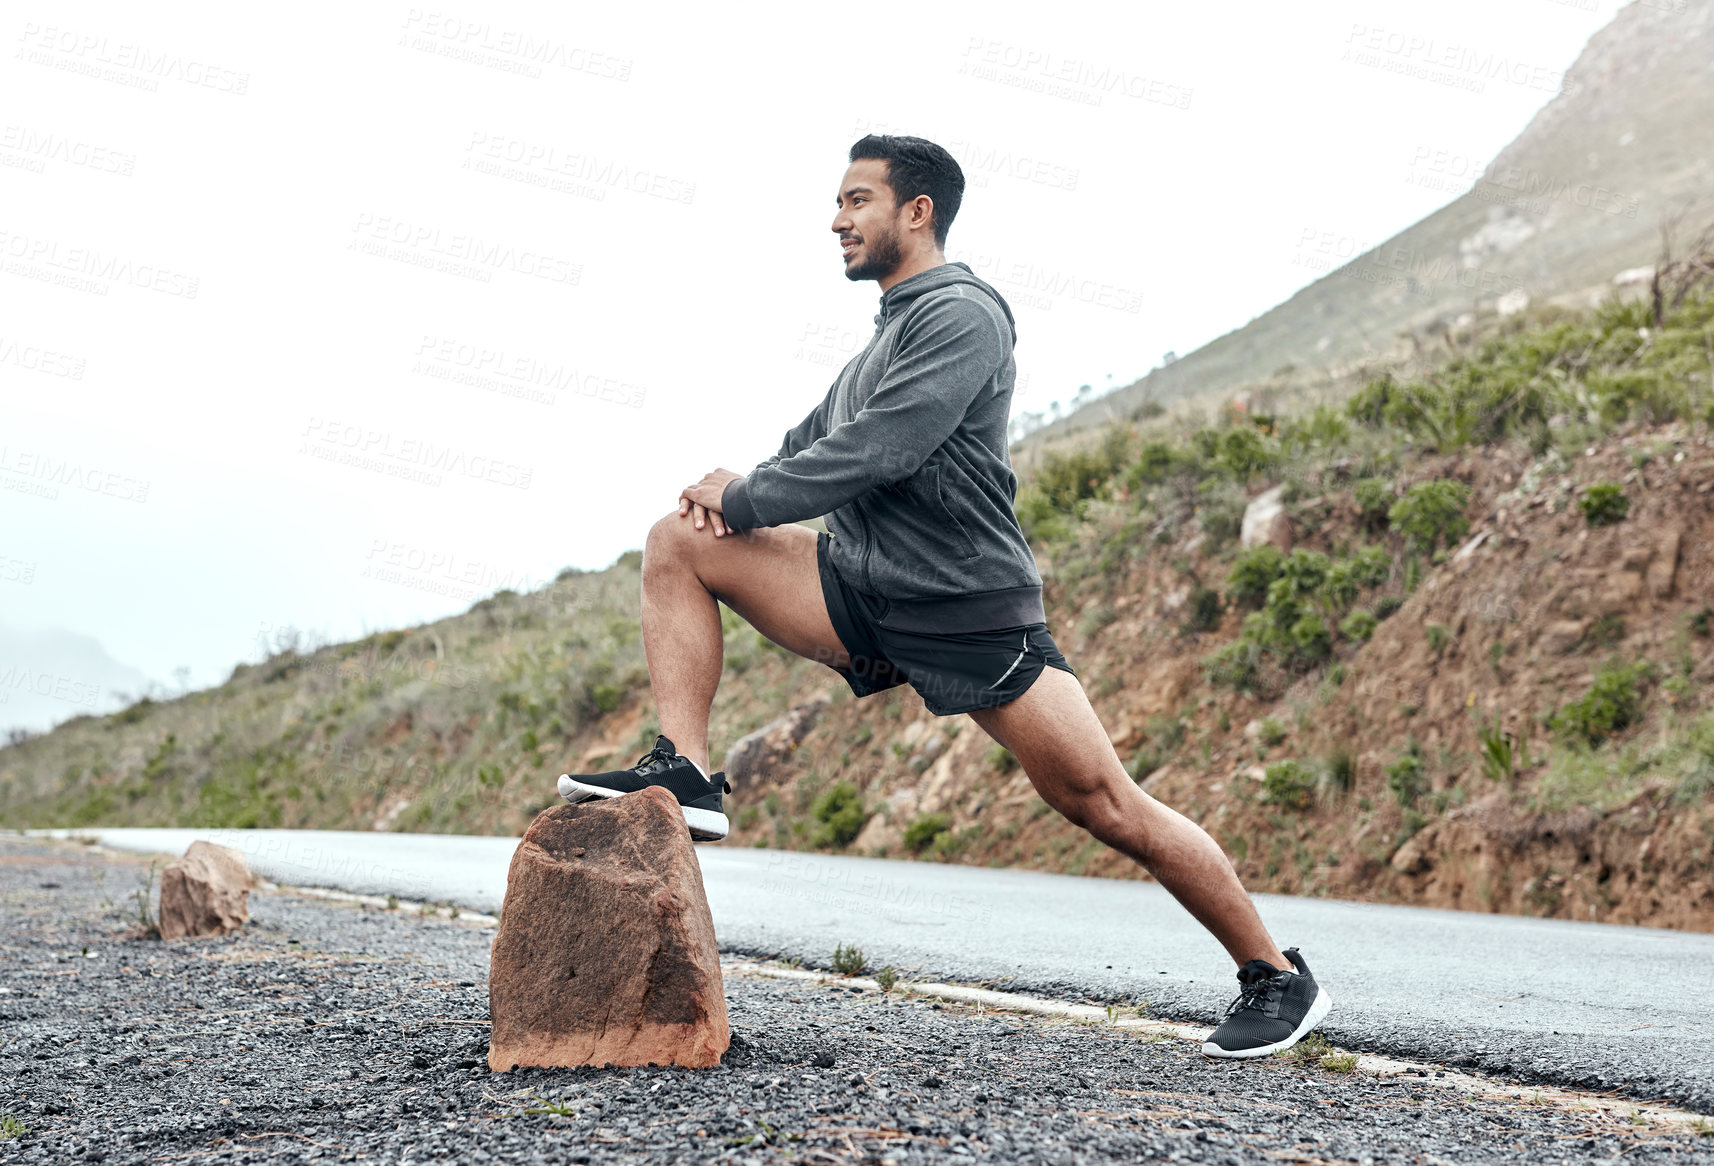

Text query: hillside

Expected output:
[5,259,1714,932]
[1025,0,1714,448]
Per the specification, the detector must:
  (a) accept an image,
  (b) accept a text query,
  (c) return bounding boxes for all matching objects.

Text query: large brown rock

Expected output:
[158,841,252,939]
[488,786,728,1071]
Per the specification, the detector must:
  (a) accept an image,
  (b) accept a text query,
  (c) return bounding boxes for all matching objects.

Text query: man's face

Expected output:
[832,158,904,283]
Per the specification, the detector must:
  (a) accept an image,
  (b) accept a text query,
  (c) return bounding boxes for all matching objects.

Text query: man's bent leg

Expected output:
[966,665,1291,970]
[640,515,851,775]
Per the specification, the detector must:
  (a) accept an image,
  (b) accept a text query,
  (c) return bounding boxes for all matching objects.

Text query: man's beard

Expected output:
[844,227,903,282]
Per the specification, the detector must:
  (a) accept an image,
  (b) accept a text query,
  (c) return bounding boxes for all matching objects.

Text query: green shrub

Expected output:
[1259,718,1289,747]
[1385,739,1426,806]
[1127,440,1187,488]
[1346,376,1396,428]
[1374,595,1405,620]
[1185,585,1223,633]
[1425,624,1451,656]
[1353,477,1394,527]
[1288,614,1332,664]
[987,743,1019,773]
[1278,549,1331,599]
[1693,607,1713,638]
[1202,637,1262,693]
[1259,761,1316,810]
[1551,659,1655,746]
[1197,488,1247,548]
[1227,545,1286,608]
[1320,747,1356,798]
[1214,426,1279,485]
[1478,718,1515,783]
[810,781,869,848]
[1339,609,1378,642]
[1388,480,1471,555]
[875,965,899,993]
[1282,403,1351,451]
[1014,485,1074,543]
[831,942,866,975]
[903,812,952,854]
[1580,482,1630,527]
[1033,436,1131,510]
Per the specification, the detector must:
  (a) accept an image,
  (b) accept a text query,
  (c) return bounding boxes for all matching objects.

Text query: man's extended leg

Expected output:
[639,514,851,776]
[966,664,1291,970]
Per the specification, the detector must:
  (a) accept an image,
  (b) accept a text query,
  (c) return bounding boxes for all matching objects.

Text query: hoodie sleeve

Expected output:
[721,293,1004,532]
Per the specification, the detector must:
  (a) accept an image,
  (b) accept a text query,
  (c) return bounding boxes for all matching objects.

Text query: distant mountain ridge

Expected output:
[1026,0,1714,445]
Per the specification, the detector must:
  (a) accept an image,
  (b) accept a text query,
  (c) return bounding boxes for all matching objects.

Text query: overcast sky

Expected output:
[2,0,1624,732]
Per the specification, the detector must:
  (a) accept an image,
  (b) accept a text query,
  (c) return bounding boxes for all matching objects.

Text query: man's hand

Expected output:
[679,468,742,537]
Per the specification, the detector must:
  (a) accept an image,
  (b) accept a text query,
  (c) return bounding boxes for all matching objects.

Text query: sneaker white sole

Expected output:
[556,776,729,842]
[1199,986,1334,1059]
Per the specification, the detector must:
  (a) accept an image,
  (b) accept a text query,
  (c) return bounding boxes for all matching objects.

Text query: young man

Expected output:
[556,134,1332,1058]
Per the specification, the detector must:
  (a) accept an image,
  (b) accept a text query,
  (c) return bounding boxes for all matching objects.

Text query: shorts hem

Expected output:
[919,658,1077,716]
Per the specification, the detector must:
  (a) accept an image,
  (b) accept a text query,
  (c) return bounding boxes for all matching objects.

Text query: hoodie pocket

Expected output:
[916,463,980,561]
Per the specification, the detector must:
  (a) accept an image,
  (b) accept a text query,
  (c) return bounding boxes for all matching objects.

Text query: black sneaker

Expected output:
[1200,948,1333,1059]
[556,734,730,841]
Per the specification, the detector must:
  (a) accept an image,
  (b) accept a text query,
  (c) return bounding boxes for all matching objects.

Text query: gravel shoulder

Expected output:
[4,835,1712,1166]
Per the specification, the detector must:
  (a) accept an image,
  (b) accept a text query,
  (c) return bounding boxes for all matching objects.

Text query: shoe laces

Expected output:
[629,742,677,775]
[1224,966,1281,1017]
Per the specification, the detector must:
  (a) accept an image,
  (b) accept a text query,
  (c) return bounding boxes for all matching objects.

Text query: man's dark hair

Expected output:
[848,134,964,248]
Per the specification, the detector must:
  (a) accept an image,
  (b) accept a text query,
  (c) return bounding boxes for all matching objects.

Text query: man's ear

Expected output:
[910,195,936,234]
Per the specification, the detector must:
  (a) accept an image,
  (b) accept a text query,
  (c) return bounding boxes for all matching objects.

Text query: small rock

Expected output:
[157,842,252,940]
[811,1051,836,1069]
[1240,485,1292,552]
[1537,619,1589,655]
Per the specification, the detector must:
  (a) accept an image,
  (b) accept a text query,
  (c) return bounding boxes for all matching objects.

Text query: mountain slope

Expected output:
[1029,0,1714,445]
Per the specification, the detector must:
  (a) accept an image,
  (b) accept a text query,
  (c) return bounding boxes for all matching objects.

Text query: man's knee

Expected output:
[1050,775,1130,839]
[643,512,695,578]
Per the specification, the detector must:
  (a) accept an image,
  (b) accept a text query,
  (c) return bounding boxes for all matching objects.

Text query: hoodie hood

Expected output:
[875,261,1017,335]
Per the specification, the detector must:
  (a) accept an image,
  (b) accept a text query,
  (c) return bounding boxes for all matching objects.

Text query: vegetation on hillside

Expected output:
[4,246,1713,931]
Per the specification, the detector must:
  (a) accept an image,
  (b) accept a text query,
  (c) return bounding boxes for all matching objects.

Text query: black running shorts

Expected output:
[815,530,1076,716]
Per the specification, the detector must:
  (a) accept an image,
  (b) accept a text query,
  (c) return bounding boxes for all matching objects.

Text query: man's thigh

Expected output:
[964,663,1121,802]
[650,513,852,672]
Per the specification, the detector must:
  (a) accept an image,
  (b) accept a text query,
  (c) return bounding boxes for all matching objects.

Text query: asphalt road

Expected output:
[34,826,1714,1113]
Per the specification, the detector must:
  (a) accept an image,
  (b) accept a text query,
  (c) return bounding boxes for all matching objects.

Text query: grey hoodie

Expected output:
[720,262,1044,634]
